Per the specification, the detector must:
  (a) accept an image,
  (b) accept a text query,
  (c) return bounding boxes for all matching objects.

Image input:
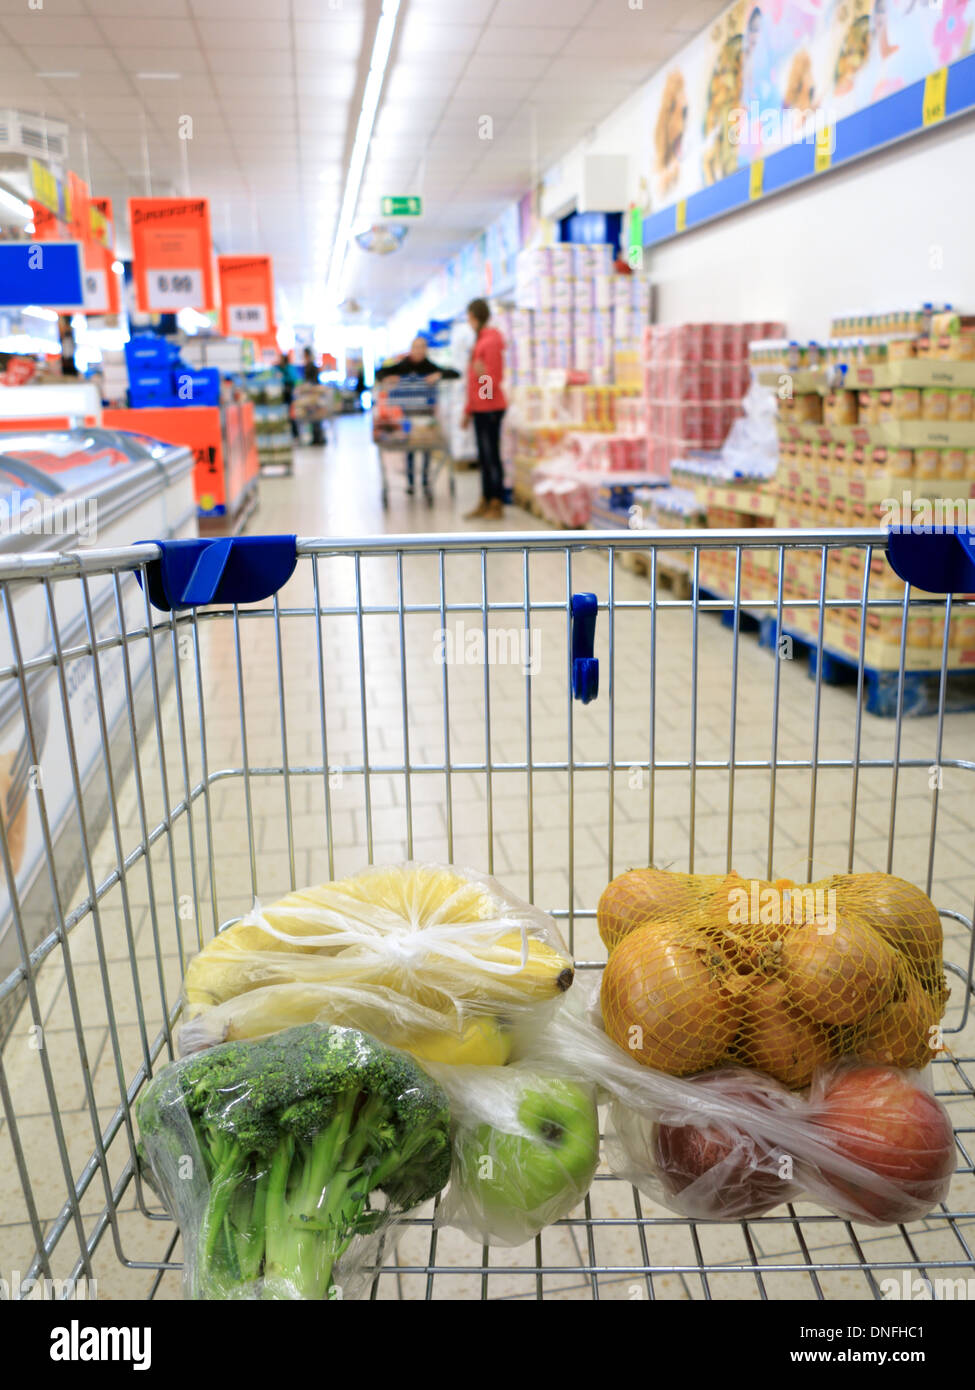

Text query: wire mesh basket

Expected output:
[0,527,972,1301]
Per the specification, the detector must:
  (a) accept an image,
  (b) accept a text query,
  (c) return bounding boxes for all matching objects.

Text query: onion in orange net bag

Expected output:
[598,868,948,1088]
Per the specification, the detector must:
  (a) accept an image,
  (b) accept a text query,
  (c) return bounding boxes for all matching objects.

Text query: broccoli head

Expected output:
[136,1024,451,1299]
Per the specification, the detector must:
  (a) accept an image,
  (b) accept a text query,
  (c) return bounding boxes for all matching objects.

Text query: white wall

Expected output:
[646,116,975,336]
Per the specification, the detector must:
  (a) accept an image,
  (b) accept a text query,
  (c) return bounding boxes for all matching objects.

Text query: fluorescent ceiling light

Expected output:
[37,70,79,78]
[22,306,59,322]
[324,0,401,308]
[137,72,181,80]
[0,187,33,221]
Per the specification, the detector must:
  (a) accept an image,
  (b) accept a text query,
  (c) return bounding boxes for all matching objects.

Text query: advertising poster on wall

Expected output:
[644,0,975,217]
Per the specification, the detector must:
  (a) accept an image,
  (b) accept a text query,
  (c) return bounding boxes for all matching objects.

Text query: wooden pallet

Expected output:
[617,549,693,598]
[512,484,546,519]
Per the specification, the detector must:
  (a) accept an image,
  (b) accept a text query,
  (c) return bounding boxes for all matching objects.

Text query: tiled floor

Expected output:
[1,414,973,1301]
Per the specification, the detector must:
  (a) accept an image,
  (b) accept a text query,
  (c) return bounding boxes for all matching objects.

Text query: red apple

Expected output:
[807,1064,955,1223]
[653,1074,798,1219]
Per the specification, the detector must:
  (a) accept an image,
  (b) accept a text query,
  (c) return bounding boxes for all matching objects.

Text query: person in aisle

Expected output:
[376,335,459,496]
[58,316,79,378]
[277,351,299,438]
[302,347,325,445]
[462,298,507,521]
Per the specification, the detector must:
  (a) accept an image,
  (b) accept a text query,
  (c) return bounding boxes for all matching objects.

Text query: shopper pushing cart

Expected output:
[374,336,459,503]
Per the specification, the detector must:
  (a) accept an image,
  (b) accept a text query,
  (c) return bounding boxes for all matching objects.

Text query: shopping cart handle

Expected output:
[571,592,599,703]
[886,526,975,595]
[138,536,298,611]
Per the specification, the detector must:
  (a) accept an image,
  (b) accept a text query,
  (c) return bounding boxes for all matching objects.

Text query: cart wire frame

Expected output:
[0,526,972,1302]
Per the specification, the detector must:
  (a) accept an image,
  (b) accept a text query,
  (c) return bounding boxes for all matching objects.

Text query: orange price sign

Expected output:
[129,197,215,313]
[217,254,276,338]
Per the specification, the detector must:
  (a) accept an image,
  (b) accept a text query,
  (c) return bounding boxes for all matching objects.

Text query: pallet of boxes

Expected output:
[756,308,975,708]
[668,456,779,603]
[621,485,704,595]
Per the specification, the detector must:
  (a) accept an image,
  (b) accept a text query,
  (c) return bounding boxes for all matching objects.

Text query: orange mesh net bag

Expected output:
[598,869,948,1089]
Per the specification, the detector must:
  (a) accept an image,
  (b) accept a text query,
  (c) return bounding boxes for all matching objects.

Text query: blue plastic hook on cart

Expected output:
[886,526,975,594]
[571,592,599,703]
[138,535,298,611]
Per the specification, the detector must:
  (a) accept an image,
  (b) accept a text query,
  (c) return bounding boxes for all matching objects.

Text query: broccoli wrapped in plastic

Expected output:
[136,1024,452,1299]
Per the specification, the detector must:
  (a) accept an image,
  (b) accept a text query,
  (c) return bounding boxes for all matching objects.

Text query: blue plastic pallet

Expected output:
[755,615,975,717]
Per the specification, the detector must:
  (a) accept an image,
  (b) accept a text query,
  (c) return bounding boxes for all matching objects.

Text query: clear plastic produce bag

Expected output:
[430,1063,600,1246]
[524,984,956,1227]
[136,1024,452,1300]
[178,863,574,1067]
[720,374,779,479]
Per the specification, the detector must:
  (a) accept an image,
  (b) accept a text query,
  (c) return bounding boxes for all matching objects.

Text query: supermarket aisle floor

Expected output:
[2,412,974,1301]
[252,412,550,539]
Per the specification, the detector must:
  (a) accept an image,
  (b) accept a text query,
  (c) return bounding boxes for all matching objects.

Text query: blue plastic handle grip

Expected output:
[137,535,298,611]
[886,527,975,595]
[571,592,599,704]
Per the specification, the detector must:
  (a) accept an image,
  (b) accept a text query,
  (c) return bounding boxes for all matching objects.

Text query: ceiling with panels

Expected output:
[0,0,724,323]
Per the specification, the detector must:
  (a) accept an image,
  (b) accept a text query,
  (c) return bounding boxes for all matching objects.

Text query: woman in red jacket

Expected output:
[463,298,507,520]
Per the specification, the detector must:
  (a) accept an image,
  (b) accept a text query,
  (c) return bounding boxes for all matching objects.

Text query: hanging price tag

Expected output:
[148,267,205,311]
[218,254,275,339]
[749,159,765,200]
[130,198,215,313]
[82,267,109,313]
[228,302,269,333]
[675,199,687,232]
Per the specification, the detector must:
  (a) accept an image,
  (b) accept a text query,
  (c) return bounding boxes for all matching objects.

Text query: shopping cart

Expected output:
[0,526,973,1302]
[372,376,455,509]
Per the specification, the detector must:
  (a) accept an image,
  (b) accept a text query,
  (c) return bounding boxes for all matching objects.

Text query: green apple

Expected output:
[457,1077,600,1244]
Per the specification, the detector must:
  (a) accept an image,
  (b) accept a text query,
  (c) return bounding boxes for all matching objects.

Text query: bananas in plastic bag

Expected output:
[178,863,574,1066]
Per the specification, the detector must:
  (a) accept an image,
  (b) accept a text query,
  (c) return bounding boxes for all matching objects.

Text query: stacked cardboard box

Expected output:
[505,244,648,386]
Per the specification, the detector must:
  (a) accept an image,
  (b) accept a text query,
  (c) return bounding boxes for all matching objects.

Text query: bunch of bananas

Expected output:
[179,864,574,1066]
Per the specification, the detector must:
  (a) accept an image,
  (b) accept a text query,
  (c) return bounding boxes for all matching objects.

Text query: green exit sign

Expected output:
[381,196,422,217]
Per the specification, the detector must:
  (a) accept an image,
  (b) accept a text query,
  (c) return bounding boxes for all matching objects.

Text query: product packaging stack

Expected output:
[510,244,648,387]
[238,369,294,472]
[98,349,129,406]
[642,321,783,477]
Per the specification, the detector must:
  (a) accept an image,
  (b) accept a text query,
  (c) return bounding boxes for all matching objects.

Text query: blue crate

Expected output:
[129,385,178,409]
[125,334,177,372]
[384,377,439,414]
[171,366,221,407]
[126,369,171,397]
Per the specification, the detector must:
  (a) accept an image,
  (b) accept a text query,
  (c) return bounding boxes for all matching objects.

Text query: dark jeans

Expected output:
[405,450,430,488]
[473,410,505,501]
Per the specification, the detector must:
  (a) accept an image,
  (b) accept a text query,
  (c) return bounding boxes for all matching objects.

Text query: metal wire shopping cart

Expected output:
[372,377,455,509]
[0,526,973,1301]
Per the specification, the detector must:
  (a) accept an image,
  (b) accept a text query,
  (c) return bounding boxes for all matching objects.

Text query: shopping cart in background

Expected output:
[0,526,973,1301]
[372,376,455,508]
